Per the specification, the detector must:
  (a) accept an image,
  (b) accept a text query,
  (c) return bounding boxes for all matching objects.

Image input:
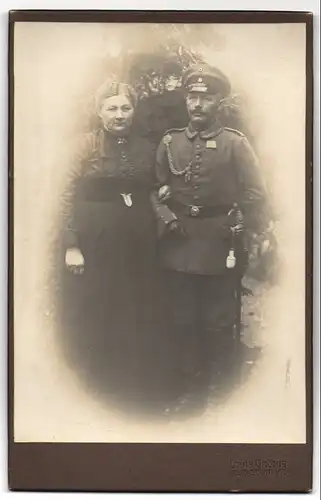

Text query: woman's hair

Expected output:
[95,80,138,113]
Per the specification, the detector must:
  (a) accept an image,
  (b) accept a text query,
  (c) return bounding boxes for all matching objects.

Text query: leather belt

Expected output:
[167,200,232,218]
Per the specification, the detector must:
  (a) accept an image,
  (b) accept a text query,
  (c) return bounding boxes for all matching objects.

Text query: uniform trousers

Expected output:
[164,269,239,398]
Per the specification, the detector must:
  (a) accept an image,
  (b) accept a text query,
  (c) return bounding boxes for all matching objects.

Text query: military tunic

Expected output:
[152,122,268,275]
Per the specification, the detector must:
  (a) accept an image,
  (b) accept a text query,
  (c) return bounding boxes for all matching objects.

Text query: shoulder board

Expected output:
[164,127,186,135]
[224,127,245,137]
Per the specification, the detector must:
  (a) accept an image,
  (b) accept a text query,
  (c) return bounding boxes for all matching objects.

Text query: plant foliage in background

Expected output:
[75,25,255,146]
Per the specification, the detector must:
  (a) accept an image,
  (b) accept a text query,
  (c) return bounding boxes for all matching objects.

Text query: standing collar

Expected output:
[102,126,129,142]
[97,127,130,157]
[185,121,223,140]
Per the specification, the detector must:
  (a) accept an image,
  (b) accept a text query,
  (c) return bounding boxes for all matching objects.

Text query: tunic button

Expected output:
[194,195,200,200]
[194,174,199,179]
[195,165,200,170]
[193,185,199,190]
[121,152,126,159]
[195,154,201,160]
[196,144,201,150]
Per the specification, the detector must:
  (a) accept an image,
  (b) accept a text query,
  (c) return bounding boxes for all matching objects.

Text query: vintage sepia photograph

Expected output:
[11,16,310,449]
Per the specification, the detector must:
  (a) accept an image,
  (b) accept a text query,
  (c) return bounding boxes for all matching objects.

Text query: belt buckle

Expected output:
[190,205,201,217]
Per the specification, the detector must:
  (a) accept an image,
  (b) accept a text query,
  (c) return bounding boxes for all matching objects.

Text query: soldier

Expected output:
[151,64,270,411]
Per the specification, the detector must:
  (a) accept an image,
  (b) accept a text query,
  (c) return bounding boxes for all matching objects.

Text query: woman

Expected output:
[61,81,169,412]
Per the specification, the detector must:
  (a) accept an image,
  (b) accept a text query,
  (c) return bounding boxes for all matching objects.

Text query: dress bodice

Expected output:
[81,130,156,193]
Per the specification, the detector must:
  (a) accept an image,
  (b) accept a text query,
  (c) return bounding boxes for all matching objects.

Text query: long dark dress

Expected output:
[61,128,170,412]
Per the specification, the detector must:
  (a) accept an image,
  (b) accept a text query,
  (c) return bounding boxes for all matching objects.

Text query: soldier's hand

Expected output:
[65,247,85,275]
[167,219,187,237]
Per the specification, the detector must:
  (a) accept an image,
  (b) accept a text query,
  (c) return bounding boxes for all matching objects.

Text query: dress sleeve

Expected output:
[61,132,97,249]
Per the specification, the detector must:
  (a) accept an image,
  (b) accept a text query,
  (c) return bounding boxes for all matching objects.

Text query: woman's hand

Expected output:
[65,247,85,275]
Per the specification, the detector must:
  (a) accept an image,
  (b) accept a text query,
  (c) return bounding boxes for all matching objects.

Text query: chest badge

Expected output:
[206,140,217,149]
